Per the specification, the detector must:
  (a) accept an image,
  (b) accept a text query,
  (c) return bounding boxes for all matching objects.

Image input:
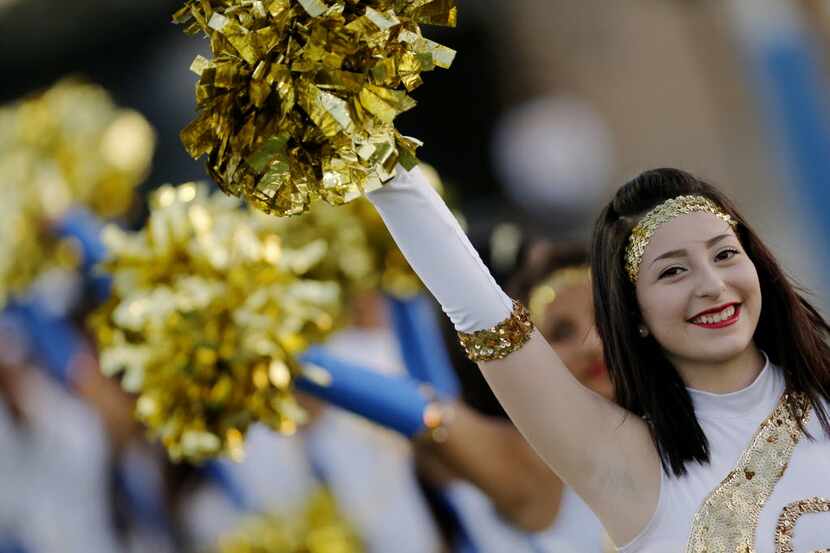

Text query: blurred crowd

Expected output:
[1,1,829,553]
[0,219,615,552]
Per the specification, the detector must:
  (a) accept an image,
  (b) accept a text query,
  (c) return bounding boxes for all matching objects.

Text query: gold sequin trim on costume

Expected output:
[624,195,736,283]
[775,497,830,553]
[457,300,534,362]
[686,392,811,553]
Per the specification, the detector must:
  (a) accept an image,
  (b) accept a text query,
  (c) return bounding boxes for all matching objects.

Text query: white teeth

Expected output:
[693,305,736,324]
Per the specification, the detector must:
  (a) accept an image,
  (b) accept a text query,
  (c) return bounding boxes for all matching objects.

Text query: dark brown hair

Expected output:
[591,168,830,476]
[508,241,589,304]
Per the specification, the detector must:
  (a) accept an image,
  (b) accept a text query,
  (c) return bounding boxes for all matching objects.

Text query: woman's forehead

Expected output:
[642,212,736,263]
[545,281,593,316]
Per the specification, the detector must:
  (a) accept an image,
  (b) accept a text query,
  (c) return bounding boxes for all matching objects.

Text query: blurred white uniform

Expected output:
[326,326,611,553]
[184,326,443,553]
[0,370,121,553]
[322,327,612,552]
[444,481,609,553]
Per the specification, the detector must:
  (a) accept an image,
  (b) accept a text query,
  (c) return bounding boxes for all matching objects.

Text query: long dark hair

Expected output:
[591,168,830,476]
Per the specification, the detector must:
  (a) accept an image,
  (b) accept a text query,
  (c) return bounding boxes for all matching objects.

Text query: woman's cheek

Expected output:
[741,264,762,298]
[642,290,678,330]
[664,285,692,326]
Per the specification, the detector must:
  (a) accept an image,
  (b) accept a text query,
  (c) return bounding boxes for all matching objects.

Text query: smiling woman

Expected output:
[589,168,830,551]
[365,163,830,551]
[636,214,764,392]
[591,169,829,469]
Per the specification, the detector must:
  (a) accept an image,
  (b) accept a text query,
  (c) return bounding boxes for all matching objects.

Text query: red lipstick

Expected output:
[586,359,607,379]
[689,303,741,329]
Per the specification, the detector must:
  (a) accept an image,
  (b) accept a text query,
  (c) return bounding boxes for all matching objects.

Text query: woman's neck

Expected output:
[672,344,766,394]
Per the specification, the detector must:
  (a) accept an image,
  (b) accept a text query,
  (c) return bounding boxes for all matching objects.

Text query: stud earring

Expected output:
[638,325,649,338]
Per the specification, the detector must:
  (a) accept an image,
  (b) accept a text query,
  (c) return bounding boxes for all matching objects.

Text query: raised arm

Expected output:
[367,166,661,544]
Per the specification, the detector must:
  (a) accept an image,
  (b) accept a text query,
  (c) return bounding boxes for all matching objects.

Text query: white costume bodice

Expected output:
[620,359,830,552]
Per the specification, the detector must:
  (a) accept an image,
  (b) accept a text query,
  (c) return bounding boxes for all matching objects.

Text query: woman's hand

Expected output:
[414,400,564,532]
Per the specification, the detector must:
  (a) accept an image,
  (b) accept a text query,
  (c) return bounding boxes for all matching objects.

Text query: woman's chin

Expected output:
[583,375,615,400]
[670,336,755,367]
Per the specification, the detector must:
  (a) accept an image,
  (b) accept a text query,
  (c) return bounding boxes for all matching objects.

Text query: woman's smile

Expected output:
[688,303,741,329]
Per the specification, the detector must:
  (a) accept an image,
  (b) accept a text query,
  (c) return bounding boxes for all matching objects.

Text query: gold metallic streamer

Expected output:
[174,0,456,216]
[216,489,364,553]
[253,196,422,303]
[252,163,455,301]
[0,79,155,308]
[89,183,343,462]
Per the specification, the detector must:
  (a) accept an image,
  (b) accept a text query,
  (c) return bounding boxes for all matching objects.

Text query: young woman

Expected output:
[366,166,830,551]
[511,242,613,401]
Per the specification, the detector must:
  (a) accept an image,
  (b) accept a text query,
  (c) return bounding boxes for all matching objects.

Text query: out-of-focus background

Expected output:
[1,1,829,553]
[2,0,829,294]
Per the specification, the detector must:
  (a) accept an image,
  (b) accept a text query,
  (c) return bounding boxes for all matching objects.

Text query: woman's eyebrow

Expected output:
[705,233,733,248]
[649,234,733,267]
[650,248,686,265]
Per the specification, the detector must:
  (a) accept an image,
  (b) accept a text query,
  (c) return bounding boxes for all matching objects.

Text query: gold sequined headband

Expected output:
[528,266,591,326]
[624,195,736,283]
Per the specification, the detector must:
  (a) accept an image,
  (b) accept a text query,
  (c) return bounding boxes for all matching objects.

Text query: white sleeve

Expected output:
[366,165,513,333]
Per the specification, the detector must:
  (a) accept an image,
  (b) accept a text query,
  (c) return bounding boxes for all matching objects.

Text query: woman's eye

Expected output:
[715,248,739,262]
[547,320,577,342]
[658,266,684,279]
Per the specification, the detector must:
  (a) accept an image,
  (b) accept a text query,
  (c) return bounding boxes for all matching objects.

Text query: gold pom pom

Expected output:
[216,489,364,553]
[0,80,155,307]
[89,183,343,462]
[174,0,456,216]
[252,195,423,302]
[250,163,459,301]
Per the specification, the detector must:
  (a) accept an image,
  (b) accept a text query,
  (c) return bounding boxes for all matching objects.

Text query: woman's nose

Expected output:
[694,263,727,299]
[583,325,602,353]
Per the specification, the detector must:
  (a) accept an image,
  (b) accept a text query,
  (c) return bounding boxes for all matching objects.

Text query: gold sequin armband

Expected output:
[457,300,534,362]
